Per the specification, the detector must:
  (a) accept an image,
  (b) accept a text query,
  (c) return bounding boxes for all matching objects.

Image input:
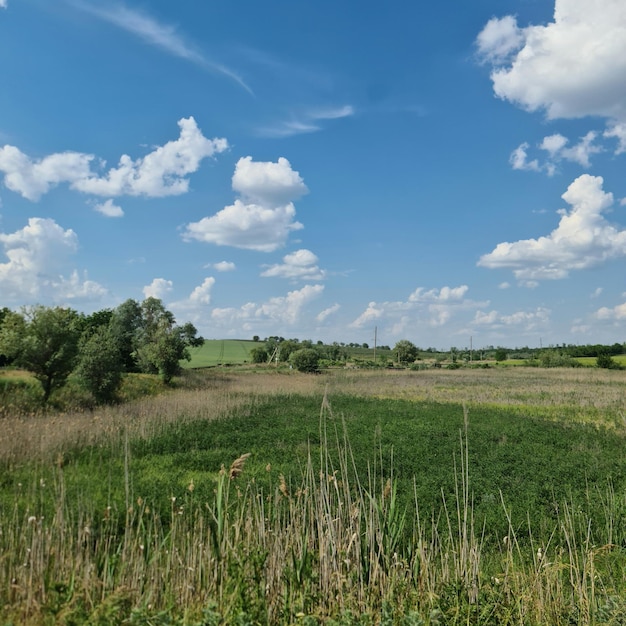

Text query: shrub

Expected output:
[250,346,269,364]
[289,348,320,373]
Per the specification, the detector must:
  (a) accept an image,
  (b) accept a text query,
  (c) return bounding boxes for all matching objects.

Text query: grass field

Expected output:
[182,339,264,367]
[1,367,625,624]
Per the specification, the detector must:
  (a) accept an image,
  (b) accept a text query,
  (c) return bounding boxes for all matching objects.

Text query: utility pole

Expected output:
[373,326,377,362]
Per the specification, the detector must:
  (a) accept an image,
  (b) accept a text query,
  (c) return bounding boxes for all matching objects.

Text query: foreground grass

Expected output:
[1,368,625,624]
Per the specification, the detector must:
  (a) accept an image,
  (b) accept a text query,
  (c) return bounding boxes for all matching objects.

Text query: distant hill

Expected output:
[182,339,263,368]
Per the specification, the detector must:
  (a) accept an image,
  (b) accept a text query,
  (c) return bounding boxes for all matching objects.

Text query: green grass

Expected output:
[182,339,263,367]
[2,370,626,624]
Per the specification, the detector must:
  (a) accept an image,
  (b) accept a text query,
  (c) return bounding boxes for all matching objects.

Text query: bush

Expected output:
[250,347,269,364]
[289,348,320,373]
[596,353,623,369]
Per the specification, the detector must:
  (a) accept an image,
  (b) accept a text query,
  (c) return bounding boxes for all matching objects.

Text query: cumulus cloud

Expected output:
[604,121,626,153]
[261,249,326,281]
[476,16,524,64]
[316,303,340,323]
[211,284,324,328]
[511,131,603,175]
[0,217,107,304]
[183,156,307,252]
[473,307,551,332]
[166,277,217,327]
[143,278,173,299]
[188,277,215,305]
[94,199,124,217]
[0,117,227,201]
[0,1,7,8]
[351,285,482,331]
[595,302,626,320]
[232,156,308,205]
[211,261,236,272]
[479,175,626,282]
[477,1,626,120]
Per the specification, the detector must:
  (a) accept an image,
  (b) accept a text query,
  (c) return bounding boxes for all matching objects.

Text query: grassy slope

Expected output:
[182,339,263,367]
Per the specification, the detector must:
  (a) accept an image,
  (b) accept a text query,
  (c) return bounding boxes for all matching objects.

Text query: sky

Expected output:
[1,0,626,350]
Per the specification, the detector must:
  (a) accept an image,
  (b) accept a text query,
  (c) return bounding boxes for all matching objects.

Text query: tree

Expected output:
[0,306,81,403]
[494,347,508,362]
[250,346,269,363]
[393,339,419,365]
[0,307,12,366]
[75,324,124,404]
[110,299,143,372]
[134,299,203,384]
[290,348,320,373]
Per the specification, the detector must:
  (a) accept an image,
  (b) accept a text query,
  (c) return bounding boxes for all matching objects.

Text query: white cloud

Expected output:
[511,131,603,175]
[211,284,324,327]
[94,199,124,217]
[591,287,603,298]
[478,174,626,282]
[316,303,340,323]
[0,2,8,9]
[478,1,626,120]
[476,16,524,64]
[211,261,236,272]
[510,143,540,173]
[232,156,308,205]
[540,134,568,156]
[75,117,228,197]
[143,278,173,299]
[77,4,252,94]
[351,285,483,332]
[0,217,106,304]
[595,302,626,320]
[473,307,551,331]
[261,249,326,281]
[604,121,626,153]
[258,105,355,138]
[188,277,215,305]
[0,117,227,201]
[0,147,93,201]
[408,285,469,303]
[183,157,307,252]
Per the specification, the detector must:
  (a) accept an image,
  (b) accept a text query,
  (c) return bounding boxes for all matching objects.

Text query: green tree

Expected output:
[250,346,269,363]
[134,299,203,383]
[0,306,81,403]
[75,324,124,404]
[0,307,12,366]
[290,348,320,373]
[110,299,143,372]
[393,339,419,365]
[494,347,508,362]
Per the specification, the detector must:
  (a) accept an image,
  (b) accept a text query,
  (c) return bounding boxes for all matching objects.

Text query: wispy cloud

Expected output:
[258,105,354,138]
[74,2,252,94]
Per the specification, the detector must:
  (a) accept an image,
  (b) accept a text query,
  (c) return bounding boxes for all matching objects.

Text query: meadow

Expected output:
[0,367,625,624]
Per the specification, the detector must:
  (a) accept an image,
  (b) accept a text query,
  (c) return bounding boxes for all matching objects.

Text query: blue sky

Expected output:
[1,0,626,349]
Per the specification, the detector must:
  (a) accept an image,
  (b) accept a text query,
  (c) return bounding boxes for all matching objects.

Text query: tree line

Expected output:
[0,298,202,404]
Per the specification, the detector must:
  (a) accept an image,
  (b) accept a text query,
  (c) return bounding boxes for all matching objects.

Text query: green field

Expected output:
[182,338,264,367]
[1,367,625,624]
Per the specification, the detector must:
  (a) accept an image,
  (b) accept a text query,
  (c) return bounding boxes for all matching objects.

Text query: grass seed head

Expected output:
[229,452,251,480]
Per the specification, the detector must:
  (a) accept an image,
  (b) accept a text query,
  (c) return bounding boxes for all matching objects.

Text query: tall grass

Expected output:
[1,390,625,624]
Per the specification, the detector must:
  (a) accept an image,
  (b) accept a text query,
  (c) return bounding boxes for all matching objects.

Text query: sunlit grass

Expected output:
[1,367,625,623]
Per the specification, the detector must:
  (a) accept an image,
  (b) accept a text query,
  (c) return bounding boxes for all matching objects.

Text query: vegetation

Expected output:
[0,367,625,623]
[289,347,321,373]
[0,298,202,406]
